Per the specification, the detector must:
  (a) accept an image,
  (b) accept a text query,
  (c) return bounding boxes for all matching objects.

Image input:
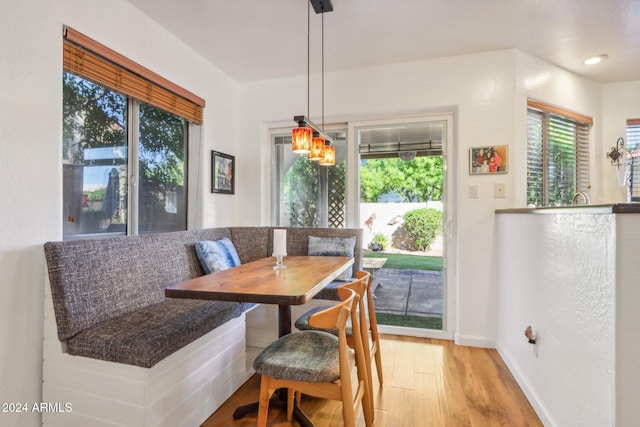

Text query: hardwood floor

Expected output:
[202,335,542,426]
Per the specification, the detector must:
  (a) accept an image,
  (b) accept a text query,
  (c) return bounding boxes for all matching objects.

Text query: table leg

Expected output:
[278,304,291,337]
[233,304,316,425]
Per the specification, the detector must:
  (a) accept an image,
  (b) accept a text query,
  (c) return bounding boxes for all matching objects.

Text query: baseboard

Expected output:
[378,324,452,340]
[496,343,554,427]
[453,332,495,348]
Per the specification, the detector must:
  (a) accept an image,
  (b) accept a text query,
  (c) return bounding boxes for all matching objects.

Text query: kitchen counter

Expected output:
[496,202,640,214]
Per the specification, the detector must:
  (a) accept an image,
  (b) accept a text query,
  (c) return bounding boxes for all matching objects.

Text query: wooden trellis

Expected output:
[328,163,346,228]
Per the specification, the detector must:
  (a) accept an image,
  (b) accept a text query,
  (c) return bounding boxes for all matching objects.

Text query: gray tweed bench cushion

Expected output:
[66,298,243,368]
[44,230,247,369]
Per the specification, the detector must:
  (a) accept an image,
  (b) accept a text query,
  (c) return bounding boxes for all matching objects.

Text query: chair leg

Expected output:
[287,389,295,421]
[340,379,358,427]
[373,343,383,385]
[257,376,274,427]
[295,389,302,407]
[362,337,375,421]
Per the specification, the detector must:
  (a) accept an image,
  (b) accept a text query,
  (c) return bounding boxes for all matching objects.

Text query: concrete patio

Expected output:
[372,268,443,319]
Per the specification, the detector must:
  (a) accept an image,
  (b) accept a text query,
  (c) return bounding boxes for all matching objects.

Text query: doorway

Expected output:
[348,116,455,339]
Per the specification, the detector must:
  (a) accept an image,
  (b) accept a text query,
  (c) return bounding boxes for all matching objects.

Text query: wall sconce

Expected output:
[606,137,626,166]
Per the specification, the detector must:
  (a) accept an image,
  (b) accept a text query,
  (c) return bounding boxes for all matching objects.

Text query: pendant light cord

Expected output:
[307,0,310,118]
[322,6,325,131]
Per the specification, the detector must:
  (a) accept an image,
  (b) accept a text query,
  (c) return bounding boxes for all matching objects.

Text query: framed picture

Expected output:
[211,151,235,194]
[469,145,508,174]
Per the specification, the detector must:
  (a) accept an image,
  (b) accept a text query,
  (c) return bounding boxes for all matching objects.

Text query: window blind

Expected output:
[63,26,204,124]
[527,100,591,207]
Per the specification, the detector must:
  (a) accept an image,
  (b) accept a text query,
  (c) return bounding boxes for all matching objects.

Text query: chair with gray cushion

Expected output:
[296,270,383,388]
[294,272,375,421]
[253,287,373,427]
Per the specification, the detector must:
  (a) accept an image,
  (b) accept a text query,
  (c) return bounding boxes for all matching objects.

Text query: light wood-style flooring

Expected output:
[202,335,542,426]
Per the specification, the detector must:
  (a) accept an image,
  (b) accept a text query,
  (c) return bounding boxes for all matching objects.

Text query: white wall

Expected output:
[1,2,630,424]
[239,50,519,346]
[237,49,605,348]
[514,50,603,205]
[602,81,640,202]
[0,1,238,426]
[496,211,617,426]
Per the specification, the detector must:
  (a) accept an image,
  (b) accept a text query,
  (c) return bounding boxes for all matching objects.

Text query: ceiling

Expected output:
[127,0,640,84]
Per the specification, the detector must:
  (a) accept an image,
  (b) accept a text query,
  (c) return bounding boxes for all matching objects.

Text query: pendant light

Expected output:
[292,0,334,164]
[291,1,313,153]
[292,127,311,153]
[308,136,325,160]
[319,143,335,165]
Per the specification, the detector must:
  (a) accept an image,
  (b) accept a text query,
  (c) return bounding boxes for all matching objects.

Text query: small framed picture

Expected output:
[469,145,508,174]
[211,151,235,194]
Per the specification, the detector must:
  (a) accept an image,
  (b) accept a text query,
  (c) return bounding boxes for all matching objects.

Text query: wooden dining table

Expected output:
[165,255,354,425]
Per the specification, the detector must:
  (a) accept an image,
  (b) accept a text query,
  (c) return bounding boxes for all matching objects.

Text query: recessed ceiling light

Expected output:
[584,55,609,65]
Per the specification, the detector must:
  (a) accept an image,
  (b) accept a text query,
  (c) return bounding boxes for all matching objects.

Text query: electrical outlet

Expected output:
[495,183,505,198]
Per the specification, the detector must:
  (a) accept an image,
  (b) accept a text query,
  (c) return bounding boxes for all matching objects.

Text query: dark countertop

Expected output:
[496,203,640,214]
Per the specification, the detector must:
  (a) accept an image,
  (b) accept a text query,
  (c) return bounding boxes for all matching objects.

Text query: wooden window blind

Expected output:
[63,26,204,124]
[527,99,592,207]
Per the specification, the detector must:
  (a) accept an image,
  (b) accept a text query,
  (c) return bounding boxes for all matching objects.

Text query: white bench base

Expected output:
[43,284,252,427]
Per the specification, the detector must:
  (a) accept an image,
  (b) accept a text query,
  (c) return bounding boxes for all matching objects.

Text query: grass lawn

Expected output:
[363,251,442,271]
[375,313,442,329]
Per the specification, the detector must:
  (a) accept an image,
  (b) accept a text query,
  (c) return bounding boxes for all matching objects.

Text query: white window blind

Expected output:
[626,120,640,201]
[526,100,592,207]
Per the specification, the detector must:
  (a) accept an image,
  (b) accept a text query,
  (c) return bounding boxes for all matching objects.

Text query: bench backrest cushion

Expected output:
[278,227,363,272]
[44,228,231,341]
[44,226,361,342]
[229,227,270,263]
[308,236,357,280]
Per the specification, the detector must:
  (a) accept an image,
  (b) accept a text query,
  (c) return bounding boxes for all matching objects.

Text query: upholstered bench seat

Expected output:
[66,298,243,368]
[43,226,363,427]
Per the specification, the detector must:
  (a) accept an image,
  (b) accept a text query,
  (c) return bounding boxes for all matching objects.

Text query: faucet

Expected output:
[572,191,590,205]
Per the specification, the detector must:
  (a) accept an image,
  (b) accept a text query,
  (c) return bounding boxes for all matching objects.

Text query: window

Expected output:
[526,100,592,207]
[62,27,203,239]
[626,120,640,201]
[272,130,347,228]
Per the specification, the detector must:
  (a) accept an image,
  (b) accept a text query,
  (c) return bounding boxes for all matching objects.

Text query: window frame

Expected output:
[62,27,201,239]
[271,127,348,228]
[526,99,592,207]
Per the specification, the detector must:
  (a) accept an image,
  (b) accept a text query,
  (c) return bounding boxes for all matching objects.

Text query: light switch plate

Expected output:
[469,184,478,199]
[495,183,505,198]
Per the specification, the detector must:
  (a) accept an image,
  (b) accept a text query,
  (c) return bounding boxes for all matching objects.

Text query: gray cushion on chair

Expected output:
[253,331,354,383]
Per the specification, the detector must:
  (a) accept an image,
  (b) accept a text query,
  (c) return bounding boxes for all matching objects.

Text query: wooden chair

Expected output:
[253,287,373,427]
[296,271,384,386]
[294,273,376,423]
[355,270,384,386]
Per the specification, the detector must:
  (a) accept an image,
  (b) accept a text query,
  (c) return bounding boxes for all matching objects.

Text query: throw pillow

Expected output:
[195,238,242,274]
[308,236,356,281]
